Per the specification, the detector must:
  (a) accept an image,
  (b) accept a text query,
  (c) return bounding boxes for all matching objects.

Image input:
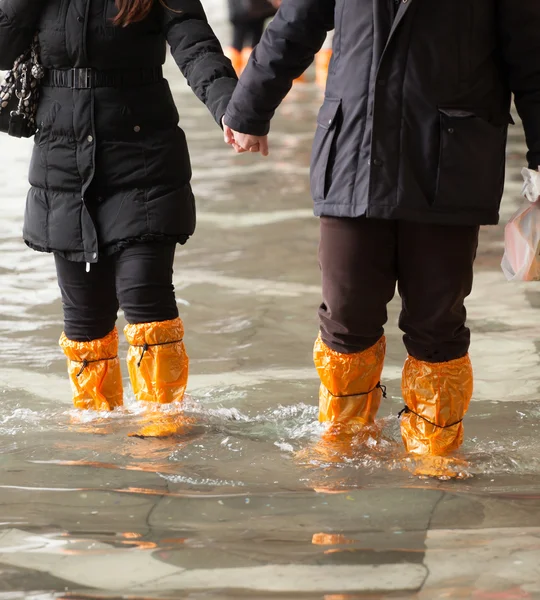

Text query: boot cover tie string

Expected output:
[131,339,184,368]
[75,356,118,378]
[324,381,387,400]
[397,405,464,429]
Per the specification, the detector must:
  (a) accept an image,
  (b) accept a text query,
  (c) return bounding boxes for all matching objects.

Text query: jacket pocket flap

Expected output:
[317,98,341,130]
[439,107,512,127]
[438,108,478,119]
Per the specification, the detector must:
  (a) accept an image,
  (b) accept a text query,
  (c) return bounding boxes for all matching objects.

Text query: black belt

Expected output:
[43,67,164,89]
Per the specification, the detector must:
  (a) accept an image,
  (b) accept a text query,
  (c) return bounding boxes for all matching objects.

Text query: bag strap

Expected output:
[0,34,42,109]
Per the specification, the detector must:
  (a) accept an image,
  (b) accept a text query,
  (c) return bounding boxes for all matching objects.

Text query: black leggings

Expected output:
[231,19,265,51]
[55,243,179,342]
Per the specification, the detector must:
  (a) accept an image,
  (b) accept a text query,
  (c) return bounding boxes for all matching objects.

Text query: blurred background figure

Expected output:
[226,0,331,84]
[225,0,278,74]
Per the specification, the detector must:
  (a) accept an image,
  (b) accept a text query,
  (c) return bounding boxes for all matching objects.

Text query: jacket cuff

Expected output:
[222,112,271,136]
[206,77,238,128]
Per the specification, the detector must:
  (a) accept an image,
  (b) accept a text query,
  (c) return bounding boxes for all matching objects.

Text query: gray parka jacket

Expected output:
[225,0,540,225]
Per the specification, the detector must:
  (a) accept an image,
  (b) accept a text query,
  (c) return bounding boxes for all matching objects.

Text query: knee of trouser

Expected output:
[404,337,471,364]
[319,320,384,356]
[62,314,118,343]
[121,300,179,327]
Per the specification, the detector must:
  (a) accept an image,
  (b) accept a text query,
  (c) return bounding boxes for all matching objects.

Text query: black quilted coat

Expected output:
[225,0,540,226]
[0,0,237,263]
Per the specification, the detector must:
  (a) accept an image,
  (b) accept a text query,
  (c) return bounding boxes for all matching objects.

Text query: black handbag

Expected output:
[0,34,44,138]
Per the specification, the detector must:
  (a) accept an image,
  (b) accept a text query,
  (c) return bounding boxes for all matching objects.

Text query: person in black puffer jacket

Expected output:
[0,0,237,424]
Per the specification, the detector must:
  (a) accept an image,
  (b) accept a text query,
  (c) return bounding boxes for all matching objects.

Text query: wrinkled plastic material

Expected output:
[401,354,473,456]
[124,317,188,405]
[501,168,540,281]
[60,328,123,411]
[314,335,386,431]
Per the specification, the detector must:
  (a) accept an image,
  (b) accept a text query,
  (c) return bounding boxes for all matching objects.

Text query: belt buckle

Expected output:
[72,67,92,89]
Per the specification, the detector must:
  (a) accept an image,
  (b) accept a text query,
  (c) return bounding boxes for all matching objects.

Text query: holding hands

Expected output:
[223,119,269,157]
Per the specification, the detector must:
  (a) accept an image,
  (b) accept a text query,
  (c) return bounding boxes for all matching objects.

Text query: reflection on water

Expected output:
[0,8,540,599]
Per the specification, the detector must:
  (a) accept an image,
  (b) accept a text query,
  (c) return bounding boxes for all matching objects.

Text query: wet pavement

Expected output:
[1,5,540,599]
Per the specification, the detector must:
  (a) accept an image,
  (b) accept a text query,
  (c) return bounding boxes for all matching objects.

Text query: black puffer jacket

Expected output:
[0,0,237,263]
[225,0,540,226]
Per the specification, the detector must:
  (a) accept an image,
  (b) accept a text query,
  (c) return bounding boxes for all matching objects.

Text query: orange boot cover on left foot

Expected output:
[125,318,189,405]
[314,335,386,435]
[60,328,123,411]
[401,354,473,457]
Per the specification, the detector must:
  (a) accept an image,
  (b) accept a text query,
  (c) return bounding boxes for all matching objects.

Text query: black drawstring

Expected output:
[397,405,463,429]
[138,343,149,367]
[325,381,387,399]
[75,356,117,377]
[131,339,183,368]
[76,360,88,378]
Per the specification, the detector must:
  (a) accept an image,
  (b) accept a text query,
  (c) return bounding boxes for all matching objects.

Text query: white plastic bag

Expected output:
[501,168,540,281]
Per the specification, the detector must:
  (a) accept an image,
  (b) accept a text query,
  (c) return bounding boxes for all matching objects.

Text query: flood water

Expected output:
[1,5,540,599]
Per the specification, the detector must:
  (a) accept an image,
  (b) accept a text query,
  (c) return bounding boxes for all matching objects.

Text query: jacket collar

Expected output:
[388,0,414,42]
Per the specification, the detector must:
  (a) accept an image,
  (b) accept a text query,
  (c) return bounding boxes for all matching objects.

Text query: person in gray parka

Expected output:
[223,0,540,475]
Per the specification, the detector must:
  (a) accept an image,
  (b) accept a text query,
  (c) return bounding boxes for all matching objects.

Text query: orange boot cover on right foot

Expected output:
[125,317,189,405]
[401,354,473,457]
[60,328,123,411]
[314,335,386,435]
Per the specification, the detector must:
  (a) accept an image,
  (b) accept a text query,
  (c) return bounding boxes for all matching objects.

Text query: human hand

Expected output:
[223,119,269,156]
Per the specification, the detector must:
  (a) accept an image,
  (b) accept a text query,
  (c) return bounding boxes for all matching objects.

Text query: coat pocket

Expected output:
[310,98,341,201]
[434,108,508,212]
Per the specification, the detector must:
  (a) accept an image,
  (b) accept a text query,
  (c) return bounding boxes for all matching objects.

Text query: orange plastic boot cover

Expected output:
[400,354,473,456]
[60,328,123,411]
[224,47,243,75]
[125,317,188,404]
[314,335,386,432]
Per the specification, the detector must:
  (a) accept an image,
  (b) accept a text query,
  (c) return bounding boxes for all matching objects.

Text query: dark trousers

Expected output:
[231,19,265,51]
[318,217,480,363]
[55,243,179,342]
